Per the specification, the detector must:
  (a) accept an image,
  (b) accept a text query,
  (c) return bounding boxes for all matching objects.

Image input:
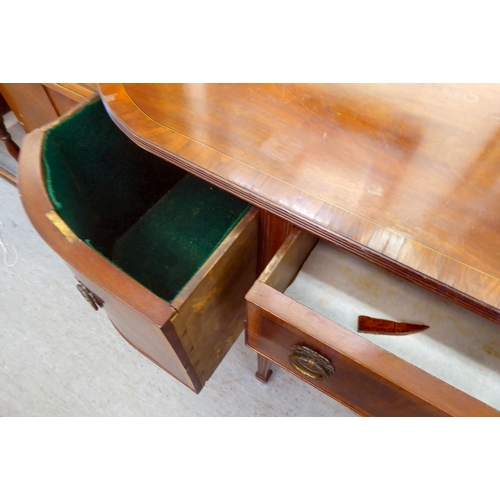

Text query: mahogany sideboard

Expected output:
[18,84,500,416]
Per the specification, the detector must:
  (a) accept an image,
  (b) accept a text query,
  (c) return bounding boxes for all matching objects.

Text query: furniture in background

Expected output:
[0,92,20,185]
[0,84,96,133]
[17,84,500,416]
[0,84,97,186]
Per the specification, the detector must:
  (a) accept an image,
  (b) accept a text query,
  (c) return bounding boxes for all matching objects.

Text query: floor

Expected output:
[0,117,357,417]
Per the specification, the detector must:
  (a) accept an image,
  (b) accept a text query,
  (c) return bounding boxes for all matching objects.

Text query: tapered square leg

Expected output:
[256,354,273,383]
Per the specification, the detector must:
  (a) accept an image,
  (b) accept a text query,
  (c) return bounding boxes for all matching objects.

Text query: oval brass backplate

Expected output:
[289,345,334,380]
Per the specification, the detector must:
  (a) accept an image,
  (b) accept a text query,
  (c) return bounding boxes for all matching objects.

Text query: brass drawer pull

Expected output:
[289,345,334,380]
[76,282,104,311]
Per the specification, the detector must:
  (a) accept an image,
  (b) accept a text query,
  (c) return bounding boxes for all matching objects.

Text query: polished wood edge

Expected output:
[161,320,203,393]
[0,167,17,186]
[257,210,295,273]
[43,83,97,102]
[246,280,500,416]
[258,228,318,292]
[18,117,175,328]
[171,207,259,310]
[110,319,200,393]
[98,83,500,326]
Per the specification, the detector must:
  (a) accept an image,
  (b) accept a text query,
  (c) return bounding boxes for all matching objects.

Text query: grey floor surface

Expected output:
[0,123,357,417]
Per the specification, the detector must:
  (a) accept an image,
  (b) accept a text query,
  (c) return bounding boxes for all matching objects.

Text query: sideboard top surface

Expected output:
[98,83,500,318]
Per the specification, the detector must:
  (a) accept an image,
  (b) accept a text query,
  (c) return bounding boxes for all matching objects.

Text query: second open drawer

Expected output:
[246,229,500,416]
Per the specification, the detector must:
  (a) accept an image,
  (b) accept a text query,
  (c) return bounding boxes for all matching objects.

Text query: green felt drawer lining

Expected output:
[42,98,250,302]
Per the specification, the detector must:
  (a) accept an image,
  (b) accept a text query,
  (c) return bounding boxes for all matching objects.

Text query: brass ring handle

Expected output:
[289,345,334,380]
[76,282,104,311]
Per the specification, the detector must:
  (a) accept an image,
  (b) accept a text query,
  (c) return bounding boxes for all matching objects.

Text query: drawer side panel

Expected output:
[172,209,259,385]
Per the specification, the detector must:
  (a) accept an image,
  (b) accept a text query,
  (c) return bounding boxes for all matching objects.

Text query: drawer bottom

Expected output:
[285,240,500,412]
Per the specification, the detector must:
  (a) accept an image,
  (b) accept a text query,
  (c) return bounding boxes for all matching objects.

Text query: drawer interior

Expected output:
[279,235,500,411]
[42,99,250,302]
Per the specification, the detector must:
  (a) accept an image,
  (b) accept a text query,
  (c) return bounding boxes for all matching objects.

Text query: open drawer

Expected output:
[19,97,258,393]
[246,229,500,416]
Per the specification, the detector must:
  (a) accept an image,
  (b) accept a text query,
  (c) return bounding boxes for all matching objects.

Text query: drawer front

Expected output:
[245,228,500,416]
[249,302,452,416]
[70,207,258,393]
[72,270,200,392]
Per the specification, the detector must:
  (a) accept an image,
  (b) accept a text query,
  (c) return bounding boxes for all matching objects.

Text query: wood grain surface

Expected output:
[1,83,59,132]
[98,84,500,324]
[43,83,97,102]
[246,281,500,417]
[0,84,97,133]
[171,208,259,386]
[17,99,260,393]
[257,209,294,273]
